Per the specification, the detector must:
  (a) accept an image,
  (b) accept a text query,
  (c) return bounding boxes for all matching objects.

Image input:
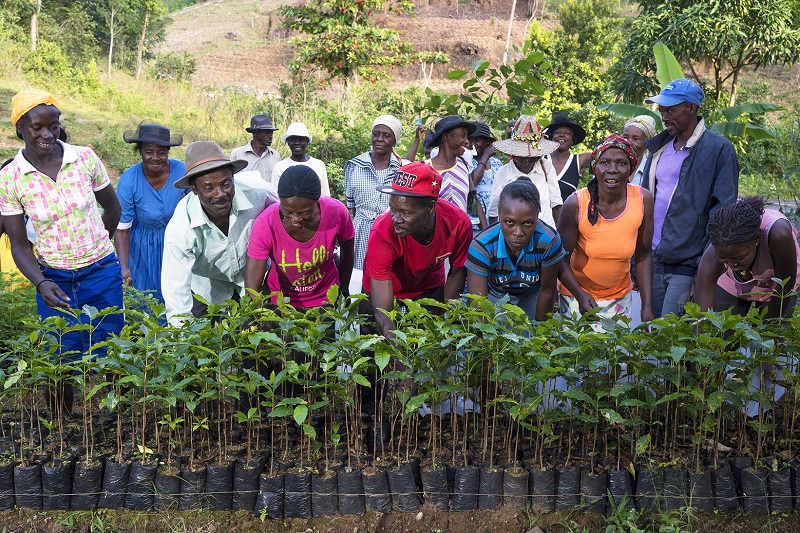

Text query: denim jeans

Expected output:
[37,253,124,359]
[652,261,693,318]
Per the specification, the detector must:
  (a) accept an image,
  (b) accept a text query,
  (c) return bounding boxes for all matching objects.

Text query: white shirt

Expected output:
[272,157,330,197]
[162,171,277,325]
[487,159,562,227]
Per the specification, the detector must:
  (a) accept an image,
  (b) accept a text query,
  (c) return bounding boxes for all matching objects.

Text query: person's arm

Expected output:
[443,265,467,301]
[766,219,797,319]
[114,229,132,286]
[577,152,592,173]
[544,159,563,226]
[95,184,122,240]
[635,189,655,322]
[370,278,396,338]
[466,269,489,297]
[4,213,70,308]
[556,195,597,312]
[551,205,562,226]
[404,124,427,162]
[244,256,269,295]
[535,262,560,322]
[337,237,355,298]
[472,146,497,186]
[708,141,740,220]
[695,246,725,312]
[162,216,197,326]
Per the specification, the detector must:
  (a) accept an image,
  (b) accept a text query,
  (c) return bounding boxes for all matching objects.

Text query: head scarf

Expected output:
[586,134,638,226]
[11,90,60,127]
[372,115,402,145]
[590,134,638,175]
[623,115,657,140]
[278,164,322,200]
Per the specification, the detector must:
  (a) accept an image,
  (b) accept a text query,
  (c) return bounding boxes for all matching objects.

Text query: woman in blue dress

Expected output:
[115,123,184,303]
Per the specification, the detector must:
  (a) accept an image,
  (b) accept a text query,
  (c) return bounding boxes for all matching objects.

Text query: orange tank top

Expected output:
[559,184,644,300]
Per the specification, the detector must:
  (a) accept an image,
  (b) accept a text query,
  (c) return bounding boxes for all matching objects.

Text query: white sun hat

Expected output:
[281,122,312,143]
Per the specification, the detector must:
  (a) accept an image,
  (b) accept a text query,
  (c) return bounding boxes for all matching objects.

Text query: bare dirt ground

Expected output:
[159,0,552,96]
[160,0,799,106]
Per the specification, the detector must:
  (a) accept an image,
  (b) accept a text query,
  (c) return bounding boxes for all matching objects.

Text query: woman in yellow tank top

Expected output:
[557,134,655,325]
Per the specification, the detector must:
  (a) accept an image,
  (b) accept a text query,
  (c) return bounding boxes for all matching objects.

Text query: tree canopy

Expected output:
[610,0,800,107]
[279,0,447,85]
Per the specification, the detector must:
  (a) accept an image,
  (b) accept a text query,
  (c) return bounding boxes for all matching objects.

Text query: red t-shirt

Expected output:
[248,196,355,307]
[363,199,472,298]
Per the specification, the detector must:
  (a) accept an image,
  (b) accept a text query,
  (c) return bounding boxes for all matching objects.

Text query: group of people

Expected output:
[1,80,798,372]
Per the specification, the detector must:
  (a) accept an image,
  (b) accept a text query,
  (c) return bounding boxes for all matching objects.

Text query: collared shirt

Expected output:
[343,151,401,270]
[0,141,114,270]
[488,159,562,227]
[466,221,565,297]
[272,157,331,197]
[230,141,281,184]
[162,171,277,325]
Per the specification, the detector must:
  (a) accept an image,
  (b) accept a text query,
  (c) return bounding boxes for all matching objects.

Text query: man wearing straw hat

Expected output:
[230,114,281,184]
[162,141,277,325]
[489,115,562,228]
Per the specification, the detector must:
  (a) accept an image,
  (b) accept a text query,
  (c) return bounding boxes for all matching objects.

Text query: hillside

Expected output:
[159,0,554,95]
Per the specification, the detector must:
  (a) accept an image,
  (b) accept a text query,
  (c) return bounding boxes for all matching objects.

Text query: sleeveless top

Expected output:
[559,184,644,300]
[554,153,581,202]
[427,157,471,212]
[717,209,800,302]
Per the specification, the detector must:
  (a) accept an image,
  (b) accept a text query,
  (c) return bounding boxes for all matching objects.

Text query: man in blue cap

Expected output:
[640,78,739,317]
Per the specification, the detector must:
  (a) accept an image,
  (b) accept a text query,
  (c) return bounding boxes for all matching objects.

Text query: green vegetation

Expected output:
[278,0,448,86]
[610,0,800,107]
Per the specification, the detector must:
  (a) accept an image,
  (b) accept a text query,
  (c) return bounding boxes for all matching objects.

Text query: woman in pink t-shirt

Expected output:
[245,164,355,308]
[696,196,799,318]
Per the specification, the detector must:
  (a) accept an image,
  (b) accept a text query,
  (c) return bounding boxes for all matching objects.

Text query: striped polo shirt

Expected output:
[466,221,565,297]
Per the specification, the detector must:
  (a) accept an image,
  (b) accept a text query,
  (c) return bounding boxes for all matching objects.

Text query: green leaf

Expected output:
[654,391,686,406]
[293,404,309,426]
[653,42,683,87]
[635,434,651,456]
[601,408,625,425]
[446,69,468,80]
[351,373,371,388]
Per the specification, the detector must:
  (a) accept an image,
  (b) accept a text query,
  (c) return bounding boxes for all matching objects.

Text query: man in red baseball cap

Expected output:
[362,161,473,337]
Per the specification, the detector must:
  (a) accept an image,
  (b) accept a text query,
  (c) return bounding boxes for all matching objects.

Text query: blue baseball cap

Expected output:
[645,78,704,107]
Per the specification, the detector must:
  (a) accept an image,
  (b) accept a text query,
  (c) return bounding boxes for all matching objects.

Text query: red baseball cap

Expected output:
[376,162,442,198]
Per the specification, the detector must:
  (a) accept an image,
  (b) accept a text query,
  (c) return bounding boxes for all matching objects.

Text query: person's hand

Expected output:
[640,306,655,323]
[482,145,497,160]
[38,281,71,309]
[415,124,427,140]
[121,267,133,286]
[577,293,598,314]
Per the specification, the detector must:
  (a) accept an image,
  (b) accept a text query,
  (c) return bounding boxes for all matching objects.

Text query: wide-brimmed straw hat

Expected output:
[174,140,247,189]
[542,112,586,146]
[123,122,183,147]
[493,116,559,157]
[245,114,278,132]
[427,115,477,148]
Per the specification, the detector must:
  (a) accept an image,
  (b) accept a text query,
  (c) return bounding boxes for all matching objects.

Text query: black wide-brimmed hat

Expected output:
[427,115,477,148]
[542,112,586,146]
[469,121,496,142]
[245,114,278,132]
[174,141,247,189]
[123,122,183,147]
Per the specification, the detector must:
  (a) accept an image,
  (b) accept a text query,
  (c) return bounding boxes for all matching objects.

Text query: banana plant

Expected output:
[598,42,780,140]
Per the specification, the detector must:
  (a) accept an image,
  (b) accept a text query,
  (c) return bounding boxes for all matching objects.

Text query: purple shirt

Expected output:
[652,139,690,249]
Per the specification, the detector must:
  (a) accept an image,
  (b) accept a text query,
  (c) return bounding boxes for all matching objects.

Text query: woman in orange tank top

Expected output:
[557,134,655,325]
